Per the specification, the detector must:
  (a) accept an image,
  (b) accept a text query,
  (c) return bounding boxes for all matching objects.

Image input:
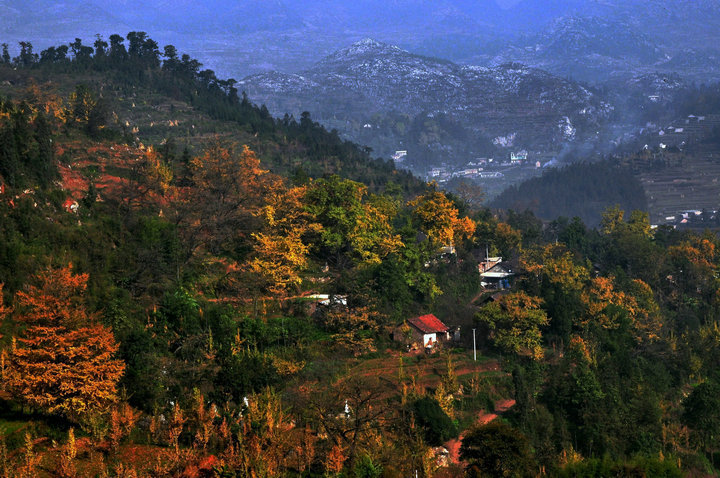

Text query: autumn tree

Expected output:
[0,284,10,389]
[408,189,475,252]
[142,146,173,196]
[6,265,125,421]
[601,206,652,238]
[578,276,663,343]
[666,235,718,300]
[521,243,589,293]
[305,175,402,269]
[245,186,317,300]
[494,222,523,258]
[580,276,633,332]
[476,291,549,360]
[600,204,625,235]
[454,180,485,209]
[317,304,386,355]
[171,143,283,300]
[520,243,589,340]
[176,142,278,259]
[67,84,106,137]
[227,389,297,477]
[624,279,663,344]
[299,375,395,473]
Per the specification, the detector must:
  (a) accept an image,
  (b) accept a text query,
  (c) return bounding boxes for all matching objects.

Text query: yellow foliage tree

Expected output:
[494,222,523,256]
[600,204,625,235]
[319,305,385,356]
[305,176,402,268]
[521,243,590,292]
[143,146,173,196]
[408,190,475,250]
[245,186,318,299]
[350,200,404,266]
[476,291,549,360]
[230,389,296,477]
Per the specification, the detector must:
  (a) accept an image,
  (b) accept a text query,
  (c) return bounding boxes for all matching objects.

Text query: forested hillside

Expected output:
[491,160,648,226]
[0,34,719,477]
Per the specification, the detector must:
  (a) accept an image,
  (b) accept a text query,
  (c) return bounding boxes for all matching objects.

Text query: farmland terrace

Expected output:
[640,150,720,226]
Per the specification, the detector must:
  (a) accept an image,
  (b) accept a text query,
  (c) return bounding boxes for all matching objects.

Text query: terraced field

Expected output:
[640,152,720,225]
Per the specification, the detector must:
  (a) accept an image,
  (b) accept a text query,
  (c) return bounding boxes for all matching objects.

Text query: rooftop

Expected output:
[408,314,449,334]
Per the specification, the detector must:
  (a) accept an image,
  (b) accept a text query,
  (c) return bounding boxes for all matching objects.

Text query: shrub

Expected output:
[413,396,458,445]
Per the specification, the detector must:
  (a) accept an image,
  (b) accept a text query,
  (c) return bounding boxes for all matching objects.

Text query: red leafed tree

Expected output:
[0,284,11,388]
[7,265,125,420]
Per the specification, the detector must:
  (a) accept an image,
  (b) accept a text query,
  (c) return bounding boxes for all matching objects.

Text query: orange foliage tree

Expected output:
[408,189,475,251]
[0,284,11,388]
[6,265,125,421]
[580,276,627,331]
[177,142,279,258]
[579,276,663,343]
[667,236,718,296]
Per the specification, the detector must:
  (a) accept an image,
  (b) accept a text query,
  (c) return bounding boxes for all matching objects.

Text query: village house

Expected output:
[510,150,528,164]
[479,256,502,273]
[393,314,450,350]
[392,150,407,163]
[479,256,515,289]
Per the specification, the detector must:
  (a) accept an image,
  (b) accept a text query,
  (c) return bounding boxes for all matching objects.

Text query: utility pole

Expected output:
[473,328,477,361]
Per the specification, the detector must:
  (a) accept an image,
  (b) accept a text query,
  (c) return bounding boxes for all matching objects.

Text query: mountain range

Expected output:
[238,38,611,167]
[3,0,720,82]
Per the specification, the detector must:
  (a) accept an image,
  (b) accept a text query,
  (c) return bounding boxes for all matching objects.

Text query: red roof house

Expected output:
[395,314,450,350]
[408,314,449,334]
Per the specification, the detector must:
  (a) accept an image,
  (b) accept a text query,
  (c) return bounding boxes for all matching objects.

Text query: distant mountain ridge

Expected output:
[490,15,667,82]
[532,16,662,64]
[239,38,611,165]
[2,0,720,82]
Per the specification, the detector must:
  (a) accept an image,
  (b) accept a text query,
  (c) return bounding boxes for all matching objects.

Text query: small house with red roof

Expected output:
[394,313,450,350]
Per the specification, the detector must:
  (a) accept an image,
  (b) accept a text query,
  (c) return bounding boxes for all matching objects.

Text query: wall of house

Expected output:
[423,333,437,347]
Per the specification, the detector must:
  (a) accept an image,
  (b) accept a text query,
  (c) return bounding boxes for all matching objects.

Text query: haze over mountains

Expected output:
[4,0,720,217]
[4,0,720,82]
[238,38,609,166]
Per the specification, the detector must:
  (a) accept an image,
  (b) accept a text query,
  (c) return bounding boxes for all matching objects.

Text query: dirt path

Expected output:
[495,398,515,412]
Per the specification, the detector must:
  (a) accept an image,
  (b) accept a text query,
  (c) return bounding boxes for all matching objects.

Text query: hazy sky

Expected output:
[494,0,523,7]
